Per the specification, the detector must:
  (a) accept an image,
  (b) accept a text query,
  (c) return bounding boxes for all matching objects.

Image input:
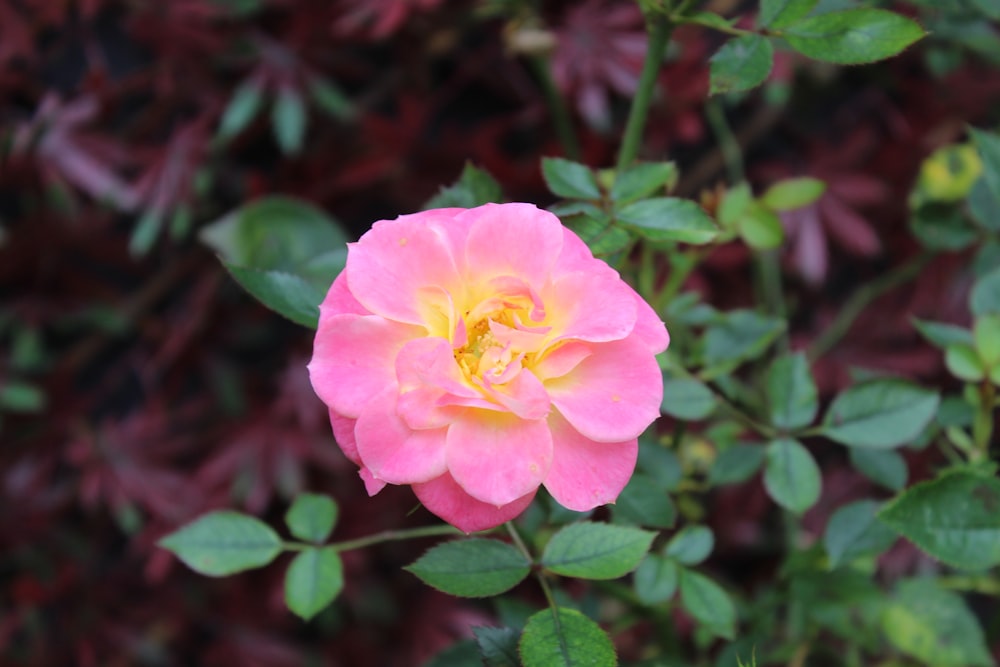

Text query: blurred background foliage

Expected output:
[1,0,1000,665]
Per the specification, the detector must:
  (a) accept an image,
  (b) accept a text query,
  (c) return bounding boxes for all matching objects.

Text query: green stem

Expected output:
[756,249,788,351]
[705,99,744,183]
[529,56,581,160]
[325,524,462,553]
[972,381,996,459]
[807,252,933,361]
[506,522,563,636]
[616,11,675,172]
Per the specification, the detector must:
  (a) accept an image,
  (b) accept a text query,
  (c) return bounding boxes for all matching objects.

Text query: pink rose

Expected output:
[308,203,669,532]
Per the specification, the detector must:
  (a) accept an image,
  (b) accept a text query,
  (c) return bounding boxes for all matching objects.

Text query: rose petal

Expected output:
[543,412,637,511]
[318,271,370,318]
[308,314,422,418]
[531,342,593,381]
[359,467,387,496]
[329,410,360,464]
[413,472,536,533]
[355,390,449,485]
[542,270,637,344]
[627,285,670,354]
[347,210,464,325]
[477,368,551,421]
[445,412,553,506]
[461,203,564,286]
[546,338,662,442]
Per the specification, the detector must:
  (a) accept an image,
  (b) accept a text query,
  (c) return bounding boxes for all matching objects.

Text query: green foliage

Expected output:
[709,445,766,486]
[765,352,818,431]
[709,35,774,95]
[284,493,338,544]
[542,157,601,200]
[284,546,343,620]
[612,474,677,529]
[405,539,531,597]
[158,511,283,576]
[679,569,737,639]
[616,197,719,244]
[610,161,678,203]
[879,470,1000,570]
[763,438,821,514]
[782,9,926,65]
[474,627,522,667]
[970,265,1000,316]
[272,88,307,155]
[661,377,716,420]
[848,448,908,491]
[822,378,940,448]
[760,177,826,211]
[541,522,655,580]
[519,608,617,667]
[426,163,504,208]
[758,0,818,29]
[664,525,714,566]
[633,554,679,605]
[823,500,897,567]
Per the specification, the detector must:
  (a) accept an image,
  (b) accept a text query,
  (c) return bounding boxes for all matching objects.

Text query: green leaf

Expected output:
[217,81,264,141]
[285,493,338,544]
[783,9,926,65]
[709,445,766,486]
[158,511,283,576]
[703,310,785,368]
[661,378,716,420]
[766,352,818,431]
[969,127,1000,202]
[945,343,985,382]
[637,439,683,491]
[709,35,774,95]
[0,380,46,413]
[129,209,164,257]
[610,161,678,204]
[562,212,633,256]
[974,314,1000,367]
[473,627,521,667]
[224,264,325,328]
[425,163,503,209]
[633,554,679,605]
[616,197,719,245]
[763,438,821,514]
[424,640,480,667]
[822,379,940,448]
[542,522,655,580]
[308,77,354,121]
[879,471,1000,570]
[541,157,601,200]
[758,0,817,29]
[823,500,897,567]
[405,539,531,598]
[882,578,993,667]
[761,177,826,211]
[284,546,343,620]
[970,266,1000,316]
[967,177,1000,232]
[910,204,979,251]
[717,182,752,231]
[912,318,973,349]
[679,569,736,639]
[664,525,714,566]
[737,202,784,249]
[519,607,617,667]
[272,88,307,155]
[848,448,907,492]
[612,474,676,529]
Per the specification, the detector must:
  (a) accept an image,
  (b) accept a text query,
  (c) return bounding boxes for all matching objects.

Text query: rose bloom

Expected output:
[308,203,669,532]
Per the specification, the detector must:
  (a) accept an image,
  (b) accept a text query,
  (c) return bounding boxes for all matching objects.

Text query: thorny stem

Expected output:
[506,522,564,639]
[529,56,581,160]
[806,251,934,362]
[285,524,462,553]
[616,8,675,172]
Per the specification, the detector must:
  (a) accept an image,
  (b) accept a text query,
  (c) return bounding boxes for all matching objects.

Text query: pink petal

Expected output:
[359,467,387,496]
[354,390,448,485]
[478,368,551,420]
[318,272,372,317]
[395,338,497,428]
[543,412,638,511]
[445,412,553,506]
[546,338,662,442]
[413,472,536,533]
[346,210,463,325]
[461,203,564,286]
[628,285,670,354]
[542,270,637,344]
[532,342,593,381]
[329,410,360,464]
[308,314,422,418]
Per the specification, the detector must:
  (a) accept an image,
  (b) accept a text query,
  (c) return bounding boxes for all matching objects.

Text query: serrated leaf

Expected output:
[848,448,907,491]
[703,310,785,368]
[661,378,716,420]
[679,569,736,639]
[737,202,784,249]
[285,493,338,544]
[912,318,973,349]
[612,474,676,529]
[822,379,940,448]
[709,445,766,486]
[758,0,817,28]
[562,213,633,256]
[425,163,503,209]
[616,197,719,245]
[284,546,343,620]
[473,627,521,667]
[766,352,818,430]
[879,471,1000,570]
[761,177,826,211]
[272,88,307,155]
[709,35,774,95]
[665,525,714,566]
[405,539,530,598]
[519,608,617,667]
[882,578,993,667]
[610,161,678,203]
[633,554,679,605]
[783,9,926,65]
[542,157,601,200]
[823,500,897,567]
[970,266,1000,316]
[224,264,325,328]
[158,511,283,576]
[763,438,821,514]
[542,522,655,580]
